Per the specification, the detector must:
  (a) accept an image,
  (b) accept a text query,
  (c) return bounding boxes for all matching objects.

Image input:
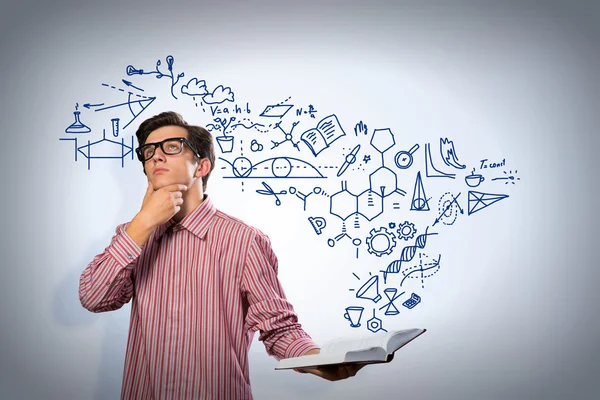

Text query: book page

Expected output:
[320,331,389,354]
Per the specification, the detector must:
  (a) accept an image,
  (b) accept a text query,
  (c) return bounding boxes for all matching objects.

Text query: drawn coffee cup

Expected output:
[343,306,364,328]
[465,173,485,187]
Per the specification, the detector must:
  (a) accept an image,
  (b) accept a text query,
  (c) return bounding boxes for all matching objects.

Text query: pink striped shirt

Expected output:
[79,195,318,399]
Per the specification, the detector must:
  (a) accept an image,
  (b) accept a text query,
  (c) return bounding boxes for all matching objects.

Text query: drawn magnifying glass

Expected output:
[394,143,420,169]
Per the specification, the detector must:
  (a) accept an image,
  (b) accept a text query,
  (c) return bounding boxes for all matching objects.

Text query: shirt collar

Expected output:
[151,194,216,241]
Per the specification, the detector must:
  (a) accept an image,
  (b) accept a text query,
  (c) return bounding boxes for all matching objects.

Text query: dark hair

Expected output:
[135,111,216,191]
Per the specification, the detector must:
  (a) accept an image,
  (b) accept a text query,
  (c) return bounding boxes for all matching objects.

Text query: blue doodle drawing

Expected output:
[399,253,442,288]
[433,192,463,227]
[492,170,520,185]
[295,104,317,118]
[410,171,430,211]
[300,114,346,156]
[366,309,387,333]
[94,84,156,130]
[328,223,362,258]
[181,77,208,96]
[354,274,382,303]
[365,227,397,257]
[343,306,364,328]
[337,144,360,177]
[59,122,134,170]
[378,288,404,316]
[256,181,287,206]
[203,85,235,104]
[250,139,264,152]
[440,138,466,169]
[288,186,328,211]
[354,121,368,136]
[425,142,455,179]
[396,221,417,240]
[402,293,421,309]
[260,104,293,118]
[468,191,509,215]
[465,167,485,188]
[308,216,326,235]
[219,156,326,179]
[271,121,301,150]
[126,55,184,100]
[394,143,419,169]
[65,107,91,134]
[381,227,438,283]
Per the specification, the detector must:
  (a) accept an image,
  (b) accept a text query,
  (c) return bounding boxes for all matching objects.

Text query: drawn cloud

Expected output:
[202,85,235,104]
[181,78,208,96]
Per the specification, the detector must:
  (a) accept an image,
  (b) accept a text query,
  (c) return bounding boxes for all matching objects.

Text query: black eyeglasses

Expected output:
[135,137,200,162]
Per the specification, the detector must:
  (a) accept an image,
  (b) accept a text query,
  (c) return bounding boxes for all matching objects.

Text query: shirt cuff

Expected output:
[284,337,320,359]
[107,227,143,268]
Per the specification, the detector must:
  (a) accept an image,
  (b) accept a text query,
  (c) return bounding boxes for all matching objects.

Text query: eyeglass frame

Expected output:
[135,137,201,162]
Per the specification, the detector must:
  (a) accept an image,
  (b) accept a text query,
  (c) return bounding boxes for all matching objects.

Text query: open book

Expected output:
[275,328,426,370]
[300,114,347,156]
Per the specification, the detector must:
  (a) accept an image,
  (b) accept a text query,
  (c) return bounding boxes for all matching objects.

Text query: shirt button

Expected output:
[127,254,133,261]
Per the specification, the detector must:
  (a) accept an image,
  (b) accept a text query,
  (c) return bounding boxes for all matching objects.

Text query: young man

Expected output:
[79,112,362,399]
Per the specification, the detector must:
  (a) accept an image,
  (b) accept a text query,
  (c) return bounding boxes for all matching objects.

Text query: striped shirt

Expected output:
[79,195,319,399]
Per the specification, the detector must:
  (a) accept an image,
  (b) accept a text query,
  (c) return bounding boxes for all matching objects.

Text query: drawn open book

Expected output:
[275,328,426,370]
[300,114,346,156]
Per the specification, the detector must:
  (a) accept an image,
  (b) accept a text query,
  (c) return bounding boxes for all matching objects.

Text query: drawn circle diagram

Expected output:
[272,158,292,178]
[438,192,459,225]
[232,157,253,178]
[220,156,325,179]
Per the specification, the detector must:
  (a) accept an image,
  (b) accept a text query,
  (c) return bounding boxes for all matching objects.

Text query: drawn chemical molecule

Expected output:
[366,309,387,333]
[271,121,301,150]
[288,186,328,211]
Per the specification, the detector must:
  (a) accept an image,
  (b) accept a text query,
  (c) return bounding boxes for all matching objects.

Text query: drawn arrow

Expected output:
[122,79,145,92]
[433,192,462,227]
[83,103,105,109]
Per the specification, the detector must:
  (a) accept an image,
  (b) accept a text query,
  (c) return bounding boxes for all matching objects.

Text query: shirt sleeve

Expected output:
[79,223,143,313]
[241,231,320,361]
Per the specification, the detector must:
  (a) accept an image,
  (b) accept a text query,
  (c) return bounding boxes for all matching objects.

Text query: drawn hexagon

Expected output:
[369,166,398,197]
[357,189,383,221]
[370,128,396,153]
[329,190,357,220]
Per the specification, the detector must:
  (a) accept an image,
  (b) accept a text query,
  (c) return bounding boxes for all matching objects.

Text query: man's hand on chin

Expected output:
[297,348,365,381]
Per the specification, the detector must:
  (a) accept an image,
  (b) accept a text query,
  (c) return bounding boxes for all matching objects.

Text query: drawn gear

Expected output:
[397,221,417,241]
[365,227,397,257]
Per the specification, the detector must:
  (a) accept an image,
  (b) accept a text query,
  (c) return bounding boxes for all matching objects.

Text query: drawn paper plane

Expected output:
[468,191,509,215]
[260,104,293,118]
[94,95,156,129]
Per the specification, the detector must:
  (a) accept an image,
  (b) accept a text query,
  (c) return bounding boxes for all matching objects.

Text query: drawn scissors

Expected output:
[255,181,287,206]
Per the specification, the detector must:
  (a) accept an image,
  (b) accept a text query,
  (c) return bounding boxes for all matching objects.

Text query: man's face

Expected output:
[142,125,199,190]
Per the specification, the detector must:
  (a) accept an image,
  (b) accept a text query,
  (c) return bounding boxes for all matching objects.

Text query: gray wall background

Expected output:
[1,0,599,399]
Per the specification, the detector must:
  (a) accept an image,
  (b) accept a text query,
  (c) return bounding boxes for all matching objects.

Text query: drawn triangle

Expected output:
[468,191,509,215]
[411,171,430,211]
